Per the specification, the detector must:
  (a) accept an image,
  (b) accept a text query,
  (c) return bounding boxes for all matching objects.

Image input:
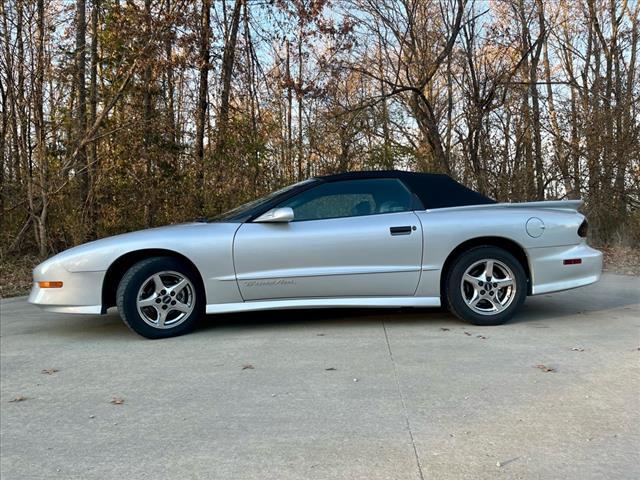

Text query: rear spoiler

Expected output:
[498,200,583,211]
[429,199,584,213]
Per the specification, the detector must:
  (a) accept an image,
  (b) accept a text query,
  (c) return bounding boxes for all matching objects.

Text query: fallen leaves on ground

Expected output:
[600,245,640,276]
[464,331,472,336]
[440,328,450,331]
[0,254,44,297]
[242,364,255,370]
[41,368,59,375]
[534,364,556,372]
[571,347,585,352]
[477,335,487,340]
[110,397,124,405]
[9,396,27,403]
[325,367,337,371]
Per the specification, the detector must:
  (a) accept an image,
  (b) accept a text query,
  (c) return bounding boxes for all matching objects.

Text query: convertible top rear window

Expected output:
[318,171,494,209]
[402,175,494,209]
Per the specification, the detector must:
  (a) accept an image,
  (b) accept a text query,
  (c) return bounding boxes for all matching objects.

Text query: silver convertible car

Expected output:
[29,171,602,338]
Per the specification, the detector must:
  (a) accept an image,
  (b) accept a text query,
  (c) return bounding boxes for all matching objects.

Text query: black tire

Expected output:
[116,256,205,339]
[445,246,527,326]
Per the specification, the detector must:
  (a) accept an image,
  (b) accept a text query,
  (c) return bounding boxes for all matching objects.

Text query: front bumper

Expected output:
[28,258,105,314]
[529,242,603,295]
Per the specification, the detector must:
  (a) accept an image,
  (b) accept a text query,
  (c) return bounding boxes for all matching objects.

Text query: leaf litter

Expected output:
[534,364,555,373]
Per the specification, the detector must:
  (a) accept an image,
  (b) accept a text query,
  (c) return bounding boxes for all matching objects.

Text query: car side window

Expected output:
[277,178,413,221]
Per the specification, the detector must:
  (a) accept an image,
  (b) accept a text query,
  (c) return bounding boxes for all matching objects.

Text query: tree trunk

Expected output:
[286,39,293,180]
[87,0,99,239]
[75,0,88,223]
[194,0,211,214]
[542,15,572,196]
[214,0,244,163]
[34,0,48,256]
[297,30,303,180]
[410,92,451,175]
[0,79,6,223]
[143,0,154,226]
[377,43,392,169]
[531,0,545,200]
[165,0,177,147]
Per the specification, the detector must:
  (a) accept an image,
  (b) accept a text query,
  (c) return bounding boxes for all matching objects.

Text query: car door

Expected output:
[233,178,423,301]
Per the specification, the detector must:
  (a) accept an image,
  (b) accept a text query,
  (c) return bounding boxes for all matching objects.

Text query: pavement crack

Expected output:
[382,319,425,480]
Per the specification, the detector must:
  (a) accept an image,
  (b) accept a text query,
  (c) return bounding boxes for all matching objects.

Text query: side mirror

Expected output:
[254,207,294,223]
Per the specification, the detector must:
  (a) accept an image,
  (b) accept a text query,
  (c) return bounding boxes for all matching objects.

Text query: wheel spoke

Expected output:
[138,295,158,308]
[494,277,513,289]
[484,260,494,279]
[170,278,188,295]
[468,291,481,307]
[464,273,480,285]
[486,296,502,312]
[152,274,165,293]
[171,301,190,314]
[156,307,168,327]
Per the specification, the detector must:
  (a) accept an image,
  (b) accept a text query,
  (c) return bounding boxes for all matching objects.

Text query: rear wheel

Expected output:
[116,257,205,338]
[445,246,526,326]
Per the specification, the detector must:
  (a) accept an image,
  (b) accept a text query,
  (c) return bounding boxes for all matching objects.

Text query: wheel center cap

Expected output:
[163,295,171,303]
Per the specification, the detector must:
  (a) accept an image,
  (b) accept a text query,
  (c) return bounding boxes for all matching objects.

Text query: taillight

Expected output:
[578,219,588,238]
[563,258,582,265]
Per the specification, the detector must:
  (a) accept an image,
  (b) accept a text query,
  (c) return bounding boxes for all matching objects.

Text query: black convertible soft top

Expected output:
[212,170,494,222]
[318,170,495,209]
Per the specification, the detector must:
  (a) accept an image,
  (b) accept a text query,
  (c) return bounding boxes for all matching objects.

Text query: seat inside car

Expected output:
[352,201,372,216]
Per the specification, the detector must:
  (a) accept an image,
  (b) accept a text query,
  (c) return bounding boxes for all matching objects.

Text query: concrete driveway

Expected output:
[1,273,639,480]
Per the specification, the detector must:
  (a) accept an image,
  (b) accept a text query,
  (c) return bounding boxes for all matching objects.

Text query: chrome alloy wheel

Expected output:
[136,271,195,329]
[460,259,517,315]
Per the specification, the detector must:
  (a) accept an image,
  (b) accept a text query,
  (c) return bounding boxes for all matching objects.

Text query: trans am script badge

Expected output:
[244,279,295,287]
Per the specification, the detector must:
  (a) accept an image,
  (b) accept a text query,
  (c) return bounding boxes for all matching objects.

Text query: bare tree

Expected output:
[194,0,212,214]
[75,0,89,216]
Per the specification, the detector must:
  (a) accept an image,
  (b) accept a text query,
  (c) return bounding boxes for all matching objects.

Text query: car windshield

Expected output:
[209,179,317,222]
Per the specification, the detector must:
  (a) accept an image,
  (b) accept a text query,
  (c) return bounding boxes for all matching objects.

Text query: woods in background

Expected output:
[1,0,638,257]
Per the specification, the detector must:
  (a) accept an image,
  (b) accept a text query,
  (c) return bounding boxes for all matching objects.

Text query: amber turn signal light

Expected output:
[38,281,63,288]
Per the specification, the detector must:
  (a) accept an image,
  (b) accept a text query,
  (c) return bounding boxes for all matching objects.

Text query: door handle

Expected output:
[390,225,413,235]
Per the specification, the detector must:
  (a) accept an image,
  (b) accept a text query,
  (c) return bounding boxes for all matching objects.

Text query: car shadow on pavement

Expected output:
[198,280,640,334]
[199,292,638,334]
[199,306,452,333]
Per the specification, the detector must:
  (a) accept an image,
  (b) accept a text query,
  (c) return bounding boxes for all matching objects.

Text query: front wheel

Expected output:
[116,257,205,338]
[445,246,527,326]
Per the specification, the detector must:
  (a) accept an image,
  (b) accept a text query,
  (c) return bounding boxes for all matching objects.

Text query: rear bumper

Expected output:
[529,243,602,295]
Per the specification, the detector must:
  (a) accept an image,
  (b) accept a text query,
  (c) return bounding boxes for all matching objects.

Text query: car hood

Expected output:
[38,222,238,273]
